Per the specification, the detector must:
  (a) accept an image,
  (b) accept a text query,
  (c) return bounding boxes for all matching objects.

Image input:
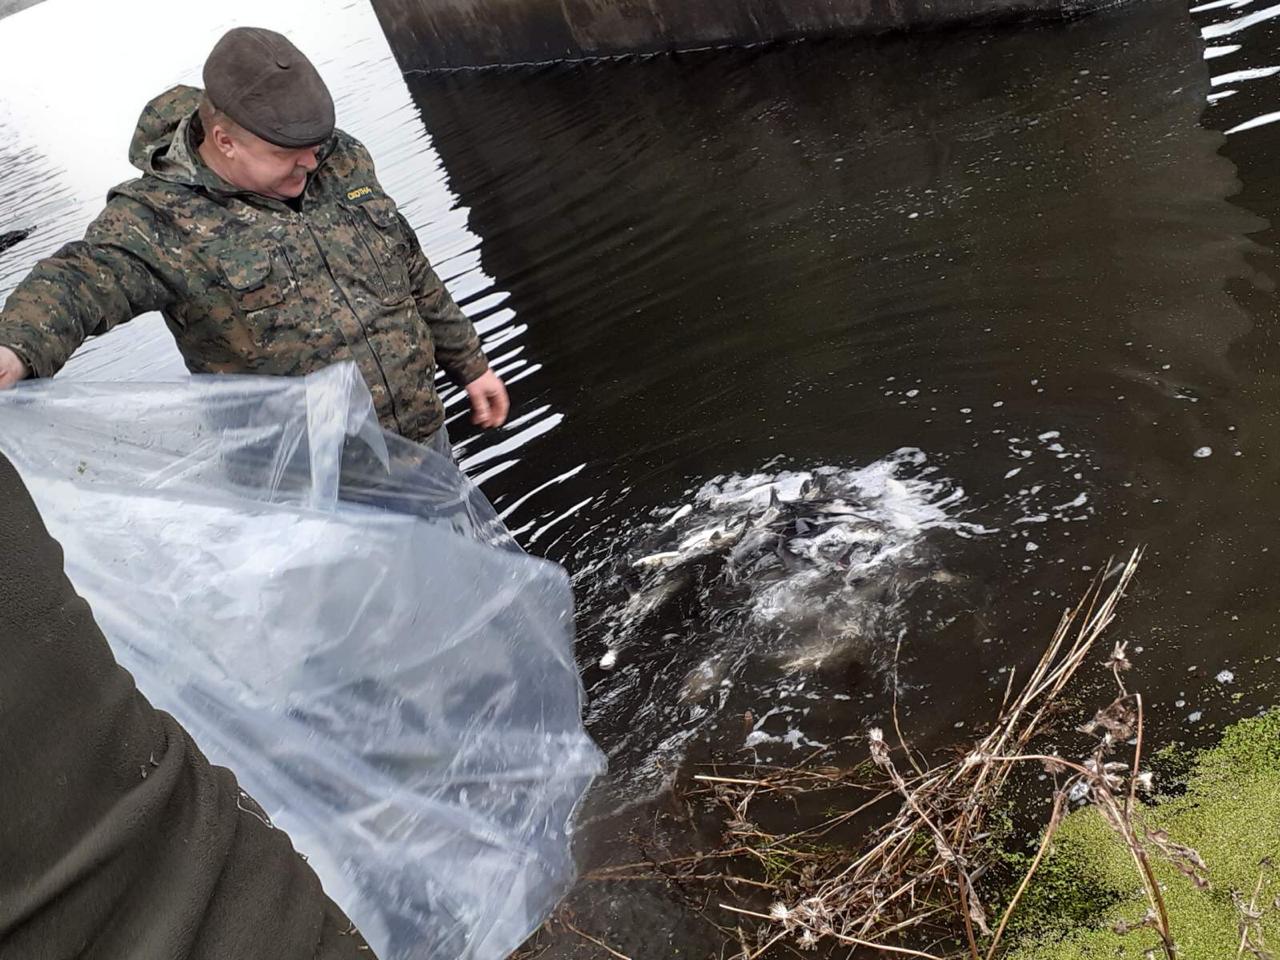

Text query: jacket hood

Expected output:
[128,85,206,185]
[126,83,339,198]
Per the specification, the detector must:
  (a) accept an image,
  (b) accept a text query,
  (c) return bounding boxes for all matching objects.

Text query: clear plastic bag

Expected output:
[0,363,604,960]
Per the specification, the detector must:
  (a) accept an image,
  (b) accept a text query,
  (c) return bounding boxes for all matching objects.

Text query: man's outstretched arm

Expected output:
[0,198,175,387]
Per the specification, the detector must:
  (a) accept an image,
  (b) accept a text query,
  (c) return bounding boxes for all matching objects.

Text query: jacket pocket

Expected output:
[349,199,413,305]
[218,247,294,313]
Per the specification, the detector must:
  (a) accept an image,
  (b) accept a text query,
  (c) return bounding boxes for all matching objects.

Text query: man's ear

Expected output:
[211,124,237,159]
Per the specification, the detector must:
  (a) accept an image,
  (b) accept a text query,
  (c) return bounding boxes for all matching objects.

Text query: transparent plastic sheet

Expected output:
[0,363,605,960]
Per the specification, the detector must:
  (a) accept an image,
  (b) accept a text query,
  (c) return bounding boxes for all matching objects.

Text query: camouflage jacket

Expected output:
[0,85,487,442]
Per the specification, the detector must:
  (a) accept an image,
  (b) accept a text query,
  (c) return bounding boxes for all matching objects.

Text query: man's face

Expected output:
[212,125,322,200]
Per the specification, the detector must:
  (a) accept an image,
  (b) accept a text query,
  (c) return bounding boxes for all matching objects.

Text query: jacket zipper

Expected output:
[299,213,403,431]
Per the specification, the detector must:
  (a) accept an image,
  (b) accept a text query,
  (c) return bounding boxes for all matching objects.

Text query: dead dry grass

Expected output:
[533,548,1236,959]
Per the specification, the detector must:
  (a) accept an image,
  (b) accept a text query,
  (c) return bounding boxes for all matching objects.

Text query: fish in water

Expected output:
[608,459,971,684]
[632,550,683,570]
[630,476,895,588]
[0,226,34,256]
[583,454,977,802]
[678,656,730,704]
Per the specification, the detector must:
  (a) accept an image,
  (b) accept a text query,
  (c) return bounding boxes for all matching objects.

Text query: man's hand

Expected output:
[0,346,29,389]
[465,369,509,429]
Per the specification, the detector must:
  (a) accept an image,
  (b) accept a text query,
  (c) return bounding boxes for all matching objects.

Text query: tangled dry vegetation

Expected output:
[585,547,1258,959]
[692,549,1169,959]
[552,547,1280,960]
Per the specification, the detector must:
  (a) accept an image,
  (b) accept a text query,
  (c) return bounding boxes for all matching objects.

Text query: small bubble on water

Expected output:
[1187,711,1203,723]
[1216,670,1235,684]
[1026,542,1039,552]
[1194,446,1213,458]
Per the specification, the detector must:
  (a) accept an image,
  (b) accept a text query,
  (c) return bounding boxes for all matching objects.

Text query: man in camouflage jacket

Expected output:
[0,27,508,445]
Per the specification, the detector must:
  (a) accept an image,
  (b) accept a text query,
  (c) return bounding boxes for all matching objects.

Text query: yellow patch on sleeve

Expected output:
[346,186,374,202]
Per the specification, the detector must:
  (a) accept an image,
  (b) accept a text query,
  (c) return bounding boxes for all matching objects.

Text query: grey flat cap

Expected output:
[203,27,335,148]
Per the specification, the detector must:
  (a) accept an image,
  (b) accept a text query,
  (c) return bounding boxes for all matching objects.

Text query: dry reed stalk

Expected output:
[702,548,1213,958]
[1234,859,1274,960]
[559,918,634,960]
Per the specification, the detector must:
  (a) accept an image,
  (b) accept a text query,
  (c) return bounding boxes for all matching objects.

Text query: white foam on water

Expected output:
[581,449,984,804]
[697,468,819,510]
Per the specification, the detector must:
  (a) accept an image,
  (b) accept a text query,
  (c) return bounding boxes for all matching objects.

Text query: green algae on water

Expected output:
[1006,710,1280,960]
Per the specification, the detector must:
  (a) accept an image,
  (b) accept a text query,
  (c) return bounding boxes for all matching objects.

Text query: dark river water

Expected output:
[3,0,1279,955]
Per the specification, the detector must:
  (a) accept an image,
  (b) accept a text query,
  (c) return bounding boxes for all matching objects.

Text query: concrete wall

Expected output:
[0,0,46,19]
[369,0,1134,70]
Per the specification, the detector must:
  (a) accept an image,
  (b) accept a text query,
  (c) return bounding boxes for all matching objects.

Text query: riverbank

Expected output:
[519,561,1280,959]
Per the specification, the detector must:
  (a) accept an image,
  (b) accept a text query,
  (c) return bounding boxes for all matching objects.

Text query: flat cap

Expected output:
[203,27,335,148]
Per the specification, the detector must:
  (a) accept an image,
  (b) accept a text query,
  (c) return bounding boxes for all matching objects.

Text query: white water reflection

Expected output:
[1190,0,1252,12]
[1226,109,1280,132]
[1201,1,1280,38]
[1211,65,1280,83]
[1194,0,1280,140]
